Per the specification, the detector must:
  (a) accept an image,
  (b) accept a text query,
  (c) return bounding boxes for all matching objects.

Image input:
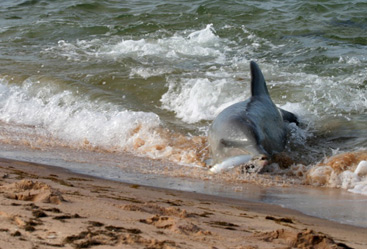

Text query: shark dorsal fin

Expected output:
[250,61,269,97]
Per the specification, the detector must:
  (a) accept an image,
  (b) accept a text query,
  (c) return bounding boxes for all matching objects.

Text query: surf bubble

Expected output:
[45,39,102,61]
[129,67,173,79]
[279,102,309,118]
[106,24,224,62]
[44,24,225,65]
[187,24,219,45]
[306,151,367,195]
[354,161,367,177]
[338,56,361,65]
[161,77,245,123]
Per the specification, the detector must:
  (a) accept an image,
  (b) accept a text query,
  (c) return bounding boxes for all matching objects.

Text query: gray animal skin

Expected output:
[208,61,298,173]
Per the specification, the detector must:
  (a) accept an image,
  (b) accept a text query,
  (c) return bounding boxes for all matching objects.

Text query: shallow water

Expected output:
[0,0,367,222]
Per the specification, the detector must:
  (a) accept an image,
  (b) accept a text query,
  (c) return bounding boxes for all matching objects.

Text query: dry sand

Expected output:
[0,157,366,249]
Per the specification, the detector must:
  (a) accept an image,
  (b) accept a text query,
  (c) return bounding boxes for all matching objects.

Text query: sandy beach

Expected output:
[0,157,365,249]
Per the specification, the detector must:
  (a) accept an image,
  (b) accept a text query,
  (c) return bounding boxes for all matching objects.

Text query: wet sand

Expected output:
[0,157,366,249]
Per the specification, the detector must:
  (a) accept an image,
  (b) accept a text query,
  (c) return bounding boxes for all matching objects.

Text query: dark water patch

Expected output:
[4,16,22,20]
[68,2,106,11]
[16,0,44,7]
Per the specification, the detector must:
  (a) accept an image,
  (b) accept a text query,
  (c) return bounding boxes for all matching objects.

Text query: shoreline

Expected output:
[0,157,366,248]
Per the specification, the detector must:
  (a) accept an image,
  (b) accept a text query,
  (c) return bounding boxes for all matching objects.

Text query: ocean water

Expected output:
[0,0,367,224]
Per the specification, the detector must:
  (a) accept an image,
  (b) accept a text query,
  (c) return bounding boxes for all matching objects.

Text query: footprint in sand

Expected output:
[256,229,352,249]
[1,180,65,204]
[139,214,211,236]
[63,221,177,249]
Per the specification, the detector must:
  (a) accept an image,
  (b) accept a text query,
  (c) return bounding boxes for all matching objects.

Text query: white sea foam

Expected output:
[354,161,367,176]
[45,24,226,70]
[129,67,173,79]
[107,24,223,59]
[0,77,163,154]
[308,159,367,196]
[279,102,309,118]
[161,77,245,123]
[338,56,362,65]
[348,161,367,195]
